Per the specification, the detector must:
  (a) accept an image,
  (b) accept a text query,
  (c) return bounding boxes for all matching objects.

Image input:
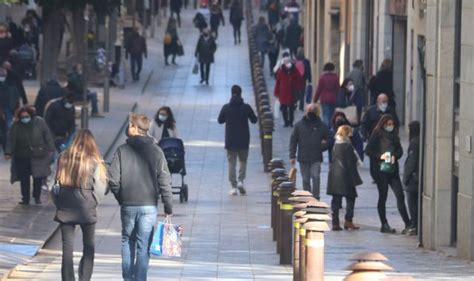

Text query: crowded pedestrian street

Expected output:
[1,1,474,280]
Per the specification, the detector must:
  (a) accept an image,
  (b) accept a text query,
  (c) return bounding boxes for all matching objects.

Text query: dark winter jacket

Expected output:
[54,163,107,224]
[210,7,225,28]
[6,70,27,105]
[328,126,364,162]
[274,66,304,106]
[34,79,65,116]
[6,116,55,183]
[218,96,257,151]
[195,36,217,64]
[327,139,362,198]
[67,71,85,101]
[125,32,147,57]
[284,21,302,49]
[108,135,173,214]
[193,13,208,30]
[314,72,340,105]
[403,136,420,192]
[170,0,183,12]
[0,37,13,62]
[253,23,271,52]
[361,104,399,140]
[44,98,75,138]
[336,88,364,118]
[267,0,280,26]
[365,130,403,173]
[290,115,330,163]
[346,67,366,102]
[164,26,179,57]
[369,69,393,104]
[229,3,244,25]
[0,80,20,113]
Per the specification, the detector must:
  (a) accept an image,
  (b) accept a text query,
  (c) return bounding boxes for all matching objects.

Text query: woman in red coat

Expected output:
[274,59,303,127]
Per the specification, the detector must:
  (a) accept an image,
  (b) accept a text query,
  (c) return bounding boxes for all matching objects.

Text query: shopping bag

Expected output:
[273,99,280,119]
[289,167,297,184]
[305,83,313,104]
[335,105,358,125]
[150,218,184,257]
[192,59,199,74]
[177,43,184,56]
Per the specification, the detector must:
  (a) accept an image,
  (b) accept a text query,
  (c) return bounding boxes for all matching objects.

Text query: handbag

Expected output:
[335,105,358,125]
[380,161,395,173]
[50,158,62,205]
[192,59,199,74]
[150,217,184,257]
[177,42,184,56]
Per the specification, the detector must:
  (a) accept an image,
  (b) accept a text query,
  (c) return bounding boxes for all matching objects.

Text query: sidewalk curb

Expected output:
[1,102,139,281]
[141,70,154,95]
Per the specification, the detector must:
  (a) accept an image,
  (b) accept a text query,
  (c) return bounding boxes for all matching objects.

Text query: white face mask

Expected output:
[158,114,168,122]
[64,102,73,109]
[0,76,5,83]
[385,126,394,133]
[285,63,292,69]
[378,102,388,112]
[347,85,355,92]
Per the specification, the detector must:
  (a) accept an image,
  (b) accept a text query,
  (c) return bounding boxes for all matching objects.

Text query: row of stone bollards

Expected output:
[269,159,331,281]
[268,159,415,281]
[245,0,274,172]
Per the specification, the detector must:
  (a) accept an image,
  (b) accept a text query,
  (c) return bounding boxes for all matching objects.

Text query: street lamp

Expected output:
[81,6,90,129]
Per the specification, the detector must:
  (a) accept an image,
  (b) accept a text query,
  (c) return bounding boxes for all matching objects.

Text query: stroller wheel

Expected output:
[179,191,184,203]
[183,184,188,202]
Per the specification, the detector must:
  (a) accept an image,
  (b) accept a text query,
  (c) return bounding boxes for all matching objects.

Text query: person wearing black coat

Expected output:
[210,2,225,39]
[369,59,395,107]
[218,85,257,196]
[164,17,180,65]
[34,79,65,117]
[195,30,217,85]
[403,121,420,236]
[284,19,302,58]
[229,0,244,44]
[290,104,330,199]
[327,125,363,231]
[365,114,410,234]
[170,0,183,27]
[44,93,76,151]
[3,62,28,106]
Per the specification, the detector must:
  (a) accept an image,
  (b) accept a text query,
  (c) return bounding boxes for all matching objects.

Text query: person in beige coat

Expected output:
[149,106,178,142]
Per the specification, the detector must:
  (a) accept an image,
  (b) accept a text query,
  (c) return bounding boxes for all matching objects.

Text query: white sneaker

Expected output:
[237,181,246,195]
[229,188,238,196]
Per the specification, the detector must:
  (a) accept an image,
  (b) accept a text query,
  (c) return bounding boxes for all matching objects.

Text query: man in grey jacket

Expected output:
[108,113,173,281]
[290,104,330,199]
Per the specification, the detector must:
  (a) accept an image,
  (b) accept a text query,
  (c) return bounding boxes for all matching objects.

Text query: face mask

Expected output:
[307,112,317,120]
[0,76,5,83]
[20,117,31,124]
[378,102,388,112]
[64,102,73,109]
[347,85,355,92]
[385,126,394,133]
[0,32,6,39]
[285,63,292,69]
[158,114,168,122]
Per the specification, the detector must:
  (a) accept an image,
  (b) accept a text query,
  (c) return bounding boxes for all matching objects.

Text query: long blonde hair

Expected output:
[57,129,106,188]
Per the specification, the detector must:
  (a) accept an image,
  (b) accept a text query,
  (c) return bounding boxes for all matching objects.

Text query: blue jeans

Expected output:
[121,206,157,281]
[321,103,335,128]
[87,91,99,114]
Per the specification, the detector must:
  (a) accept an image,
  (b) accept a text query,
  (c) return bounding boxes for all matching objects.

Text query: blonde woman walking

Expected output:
[53,129,107,281]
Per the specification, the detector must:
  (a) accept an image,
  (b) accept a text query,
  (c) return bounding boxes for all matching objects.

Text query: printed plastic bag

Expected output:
[273,99,280,119]
[150,218,184,257]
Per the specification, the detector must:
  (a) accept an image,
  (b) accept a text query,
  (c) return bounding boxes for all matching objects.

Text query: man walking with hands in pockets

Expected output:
[108,113,173,281]
[218,85,258,196]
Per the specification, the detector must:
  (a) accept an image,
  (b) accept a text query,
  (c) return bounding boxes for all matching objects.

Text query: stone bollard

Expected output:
[271,175,288,241]
[344,252,394,281]
[289,191,317,281]
[277,181,296,264]
[302,200,331,281]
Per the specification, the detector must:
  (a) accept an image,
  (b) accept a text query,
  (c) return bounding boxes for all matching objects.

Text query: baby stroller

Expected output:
[158,137,188,203]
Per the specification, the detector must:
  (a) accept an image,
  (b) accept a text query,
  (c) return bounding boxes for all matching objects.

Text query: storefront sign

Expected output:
[389,0,407,17]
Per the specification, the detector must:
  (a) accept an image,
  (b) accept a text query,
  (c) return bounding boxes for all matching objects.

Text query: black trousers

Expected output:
[170,10,181,27]
[200,63,211,83]
[165,54,176,64]
[211,24,219,39]
[61,223,96,281]
[280,104,295,126]
[268,52,278,75]
[331,195,356,225]
[16,157,42,202]
[406,191,418,229]
[260,51,266,68]
[369,157,380,183]
[232,23,241,43]
[376,173,410,226]
[130,54,143,81]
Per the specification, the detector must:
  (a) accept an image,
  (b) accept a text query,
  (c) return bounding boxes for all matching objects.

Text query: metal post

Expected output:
[277,181,296,265]
[103,15,110,113]
[305,230,325,281]
[81,7,90,129]
[157,0,162,26]
[293,213,307,281]
[150,0,156,38]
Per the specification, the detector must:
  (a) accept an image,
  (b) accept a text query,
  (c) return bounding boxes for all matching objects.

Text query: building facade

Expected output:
[302,0,474,260]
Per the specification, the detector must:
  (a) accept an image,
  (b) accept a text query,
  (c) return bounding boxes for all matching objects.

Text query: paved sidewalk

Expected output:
[6,7,292,281]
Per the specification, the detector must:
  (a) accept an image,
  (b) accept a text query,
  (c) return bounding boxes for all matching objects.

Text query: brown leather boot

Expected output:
[332,224,343,231]
[344,221,360,230]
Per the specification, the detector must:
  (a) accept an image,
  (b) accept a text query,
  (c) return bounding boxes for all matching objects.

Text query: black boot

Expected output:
[381,223,396,233]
